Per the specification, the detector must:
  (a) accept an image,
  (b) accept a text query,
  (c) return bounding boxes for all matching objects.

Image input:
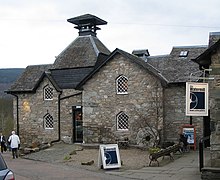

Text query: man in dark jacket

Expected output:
[0,133,6,153]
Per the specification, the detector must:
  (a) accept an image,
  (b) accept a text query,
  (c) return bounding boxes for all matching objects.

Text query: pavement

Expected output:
[106,149,210,180]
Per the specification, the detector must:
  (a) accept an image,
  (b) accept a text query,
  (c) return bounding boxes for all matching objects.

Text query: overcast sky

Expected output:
[1,0,220,68]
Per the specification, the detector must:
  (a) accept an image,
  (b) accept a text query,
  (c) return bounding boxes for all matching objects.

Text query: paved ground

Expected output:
[4,143,211,180]
[107,149,210,180]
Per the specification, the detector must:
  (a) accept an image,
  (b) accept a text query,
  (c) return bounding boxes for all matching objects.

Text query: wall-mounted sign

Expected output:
[186,82,208,116]
[98,144,121,169]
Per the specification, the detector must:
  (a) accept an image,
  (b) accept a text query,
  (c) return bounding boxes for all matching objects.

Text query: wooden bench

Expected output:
[149,144,181,166]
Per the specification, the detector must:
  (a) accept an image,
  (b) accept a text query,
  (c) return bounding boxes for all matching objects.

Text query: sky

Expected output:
[1,0,220,68]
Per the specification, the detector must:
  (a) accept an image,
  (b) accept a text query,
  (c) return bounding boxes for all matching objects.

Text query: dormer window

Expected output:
[179,51,188,57]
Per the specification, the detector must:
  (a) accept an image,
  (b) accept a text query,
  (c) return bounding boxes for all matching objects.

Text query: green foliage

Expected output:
[148,147,161,154]
[63,155,71,161]
[0,98,14,138]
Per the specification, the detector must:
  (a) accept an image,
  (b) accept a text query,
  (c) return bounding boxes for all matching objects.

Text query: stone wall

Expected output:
[82,54,164,146]
[15,77,60,147]
[209,48,220,167]
[59,89,82,143]
[163,84,203,144]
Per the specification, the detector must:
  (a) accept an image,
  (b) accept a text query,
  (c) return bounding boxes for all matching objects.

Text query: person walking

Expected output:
[0,133,6,153]
[8,131,20,159]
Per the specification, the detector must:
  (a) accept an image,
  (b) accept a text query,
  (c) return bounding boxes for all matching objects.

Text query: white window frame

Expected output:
[44,113,54,129]
[179,51,188,57]
[116,112,129,131]
[116,75,128,94]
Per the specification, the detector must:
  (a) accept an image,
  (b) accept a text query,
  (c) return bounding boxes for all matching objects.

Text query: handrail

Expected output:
[199,136,210,172]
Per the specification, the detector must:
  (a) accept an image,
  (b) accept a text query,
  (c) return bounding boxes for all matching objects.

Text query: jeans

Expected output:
[11,148,18,158]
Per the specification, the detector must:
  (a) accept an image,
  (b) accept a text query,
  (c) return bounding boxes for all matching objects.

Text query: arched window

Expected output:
[44,85,53,100]
[116,111,129,130]
[44,113,54,129]
[116,75,128,94]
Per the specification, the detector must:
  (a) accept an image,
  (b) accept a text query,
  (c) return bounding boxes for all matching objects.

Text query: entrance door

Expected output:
[203,110,211,147]
[72,106,83,143]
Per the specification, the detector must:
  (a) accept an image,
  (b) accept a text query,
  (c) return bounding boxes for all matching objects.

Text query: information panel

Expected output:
[182,125,196,150]
[98,144,121,169]
[186,82,208,116]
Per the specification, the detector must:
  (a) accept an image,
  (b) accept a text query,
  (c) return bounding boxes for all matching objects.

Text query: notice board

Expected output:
[98,144,121,169]
[182,125,196,150]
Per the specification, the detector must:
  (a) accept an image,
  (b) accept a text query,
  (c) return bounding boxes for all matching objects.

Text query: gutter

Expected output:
[9,93,19,136]
[51,92,62,144]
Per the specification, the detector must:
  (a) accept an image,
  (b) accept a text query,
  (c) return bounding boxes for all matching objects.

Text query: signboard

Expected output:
[98,144,121,169]
[185,82,208,116]
[182,125,196,150]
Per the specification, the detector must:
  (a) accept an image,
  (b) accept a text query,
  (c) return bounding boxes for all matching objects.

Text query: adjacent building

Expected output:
[7,14,208,149]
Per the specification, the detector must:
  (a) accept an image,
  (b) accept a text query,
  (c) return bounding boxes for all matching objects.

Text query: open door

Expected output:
[72,106,83,143]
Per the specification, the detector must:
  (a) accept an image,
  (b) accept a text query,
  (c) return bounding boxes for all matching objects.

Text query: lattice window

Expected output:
[44,113,54,129]
[117,112,129,130]
[44,86,53,100]
[116,75,128,94]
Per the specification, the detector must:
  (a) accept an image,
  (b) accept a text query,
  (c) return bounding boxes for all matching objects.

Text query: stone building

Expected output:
[7,14,208,148]
[193,32,220,175]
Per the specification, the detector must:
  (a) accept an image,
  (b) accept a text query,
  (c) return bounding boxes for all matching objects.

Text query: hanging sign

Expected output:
[98,144,121,169]
[185,82,208,116]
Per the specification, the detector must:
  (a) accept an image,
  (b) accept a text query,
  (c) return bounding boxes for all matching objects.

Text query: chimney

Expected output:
[208,32,220,47]
[132,49,150,61]
[67,14,107,37]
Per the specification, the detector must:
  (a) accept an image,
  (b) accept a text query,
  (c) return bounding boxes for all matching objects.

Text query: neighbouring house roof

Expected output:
[192,39,220,67]
[53,35,110,69]
[147,45,207,83]
[76,48,169,89]
[6,64,54,93]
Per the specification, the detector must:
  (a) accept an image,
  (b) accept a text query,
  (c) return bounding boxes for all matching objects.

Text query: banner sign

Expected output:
[186,82,208,116]
[98,144,121,169]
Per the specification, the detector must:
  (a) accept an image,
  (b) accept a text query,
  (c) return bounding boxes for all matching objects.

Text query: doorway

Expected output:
[72,106,83,143]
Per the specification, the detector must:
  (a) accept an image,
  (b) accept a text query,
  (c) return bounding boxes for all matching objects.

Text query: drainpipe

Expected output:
[10,94,19,136]
[51,92,62,144]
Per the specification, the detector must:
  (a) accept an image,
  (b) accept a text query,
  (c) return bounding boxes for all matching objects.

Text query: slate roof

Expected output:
[146,46,207,83]
[53,35,110,69]
[50,67,94,89]
[193,39,220,67]
[7,64,53,93]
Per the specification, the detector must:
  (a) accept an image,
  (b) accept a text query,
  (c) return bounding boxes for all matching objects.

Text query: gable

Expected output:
[76,49,168,89]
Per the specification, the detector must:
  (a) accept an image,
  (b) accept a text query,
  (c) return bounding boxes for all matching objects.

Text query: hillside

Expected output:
[0,68,24,98]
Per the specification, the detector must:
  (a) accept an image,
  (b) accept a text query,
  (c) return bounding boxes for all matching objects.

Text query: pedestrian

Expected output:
[8,131,20,159]
[0,132,6,153]
[179,134,188,152]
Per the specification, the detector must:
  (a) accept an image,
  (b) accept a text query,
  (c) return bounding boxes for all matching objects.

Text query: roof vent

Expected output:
[67,14,107,37]
[132,49,150,60]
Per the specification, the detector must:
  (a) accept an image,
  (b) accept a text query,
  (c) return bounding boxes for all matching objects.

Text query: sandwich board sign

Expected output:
[98,144,121,169]
[185,82,208,116]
